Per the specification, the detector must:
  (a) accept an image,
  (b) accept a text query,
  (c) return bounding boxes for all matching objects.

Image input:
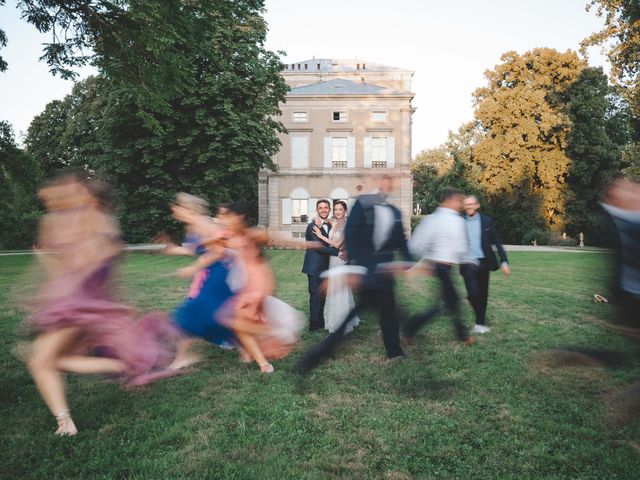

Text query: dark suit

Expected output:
[460,214,508,326]
[296,194,412,373]
[302,221,339,330]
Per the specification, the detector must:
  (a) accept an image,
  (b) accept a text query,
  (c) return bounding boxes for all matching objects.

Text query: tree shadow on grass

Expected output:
[537,347,632,368]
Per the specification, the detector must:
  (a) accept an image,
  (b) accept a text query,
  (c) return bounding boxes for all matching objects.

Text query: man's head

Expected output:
[463,195,480,217]
[439,188,464,211]
[316,199,331,220]
[374,173,393,195]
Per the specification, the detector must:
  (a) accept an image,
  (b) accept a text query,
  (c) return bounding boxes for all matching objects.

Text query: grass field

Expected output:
[1,251,639,479]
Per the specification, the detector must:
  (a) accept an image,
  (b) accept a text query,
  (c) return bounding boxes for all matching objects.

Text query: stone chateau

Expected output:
[258,58,415,237]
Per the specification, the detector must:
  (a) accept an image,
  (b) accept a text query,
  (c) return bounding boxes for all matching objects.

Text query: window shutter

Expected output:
[324,137,332,168]
[291,136,308,168]
[387,136,395,167]
[281,198,292,225]
[364,137,372,168]
[347,136,355,168]
[308,198,317,221]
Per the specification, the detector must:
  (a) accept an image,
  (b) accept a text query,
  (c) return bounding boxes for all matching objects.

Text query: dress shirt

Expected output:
[465,214,484,259]
[373,204,395,251]
[409,207,471,265]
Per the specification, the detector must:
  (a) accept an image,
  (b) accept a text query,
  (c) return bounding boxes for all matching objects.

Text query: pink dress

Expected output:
[28,209,176,378]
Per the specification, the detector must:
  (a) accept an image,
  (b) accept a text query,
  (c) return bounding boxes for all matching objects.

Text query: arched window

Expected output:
[282,188,309,225]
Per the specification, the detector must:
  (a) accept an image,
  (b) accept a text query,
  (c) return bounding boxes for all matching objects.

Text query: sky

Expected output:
[0,0,609,154]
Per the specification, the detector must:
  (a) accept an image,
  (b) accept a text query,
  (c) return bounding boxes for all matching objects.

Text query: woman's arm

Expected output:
[312,225,343,249]
[176,249,223,278]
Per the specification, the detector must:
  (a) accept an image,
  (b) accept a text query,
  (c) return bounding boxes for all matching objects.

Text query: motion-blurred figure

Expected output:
[601,178,640,324]
[404,188,475,346]
[169,200,302,374]
[26,172,173,436]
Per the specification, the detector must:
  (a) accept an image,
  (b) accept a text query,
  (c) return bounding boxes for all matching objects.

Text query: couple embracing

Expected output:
[301,199,360,333]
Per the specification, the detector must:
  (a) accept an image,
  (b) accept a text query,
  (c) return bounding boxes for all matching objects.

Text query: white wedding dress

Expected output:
[323,225,360,334]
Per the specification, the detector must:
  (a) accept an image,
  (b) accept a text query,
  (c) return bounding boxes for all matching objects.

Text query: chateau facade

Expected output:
[258,58,415,237]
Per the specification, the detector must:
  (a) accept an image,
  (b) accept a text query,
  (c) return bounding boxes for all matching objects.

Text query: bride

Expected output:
[313,200,360,334]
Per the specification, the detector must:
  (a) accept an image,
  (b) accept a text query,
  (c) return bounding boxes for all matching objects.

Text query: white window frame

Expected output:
[372,110,388,123]
[331,137,348,167]
[371,137,388,167]
[289,187,309,225]
[364,135,395,168]
[331,111,348,123]
[291,111,309,123]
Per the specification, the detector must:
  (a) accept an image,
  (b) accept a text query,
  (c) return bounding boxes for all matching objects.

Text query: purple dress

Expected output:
[29,259,176,377]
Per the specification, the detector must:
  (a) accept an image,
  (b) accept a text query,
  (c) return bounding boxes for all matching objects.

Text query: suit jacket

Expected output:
[302,221,340,276]
[475,214,508,271]
[345,194,412,283]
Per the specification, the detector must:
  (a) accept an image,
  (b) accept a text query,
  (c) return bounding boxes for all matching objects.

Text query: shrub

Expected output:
[548,232,578,247]
[522,228,550,246]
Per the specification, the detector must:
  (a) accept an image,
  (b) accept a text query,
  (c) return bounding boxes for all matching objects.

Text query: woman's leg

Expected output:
[56,356,125,374]
[167,339,200,370]
[28,328,80,435]
[235,332,273,373]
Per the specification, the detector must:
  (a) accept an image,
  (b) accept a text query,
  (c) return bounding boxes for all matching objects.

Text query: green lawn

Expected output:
[1,251,639,479]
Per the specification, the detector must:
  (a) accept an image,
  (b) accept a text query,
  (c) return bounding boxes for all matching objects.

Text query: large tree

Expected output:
[562,67,625,242]
[472,48,585,231]
[17,1,288,241]
[583,1,640,184]
[583,0,640,118]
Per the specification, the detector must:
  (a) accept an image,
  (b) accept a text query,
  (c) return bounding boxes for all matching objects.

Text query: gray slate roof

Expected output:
[289,78,410,96]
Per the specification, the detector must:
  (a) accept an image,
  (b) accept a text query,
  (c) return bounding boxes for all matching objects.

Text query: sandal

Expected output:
[54,410,78,436]
[594,294,609,304]
[259,363,274,374]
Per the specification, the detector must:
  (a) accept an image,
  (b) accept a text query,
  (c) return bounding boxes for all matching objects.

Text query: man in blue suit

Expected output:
[302,199,340,331]
[296,175,413,373]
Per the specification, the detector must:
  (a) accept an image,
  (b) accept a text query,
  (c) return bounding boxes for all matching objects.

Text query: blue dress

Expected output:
[174,258,237,347]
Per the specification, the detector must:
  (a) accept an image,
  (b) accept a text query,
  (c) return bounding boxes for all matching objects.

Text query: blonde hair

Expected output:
[174,192,210,215]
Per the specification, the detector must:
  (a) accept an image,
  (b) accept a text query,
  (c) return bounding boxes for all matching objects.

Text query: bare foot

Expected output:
[168,354,201,371]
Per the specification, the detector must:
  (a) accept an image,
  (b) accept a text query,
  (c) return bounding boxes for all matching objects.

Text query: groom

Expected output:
[302,199,340,331]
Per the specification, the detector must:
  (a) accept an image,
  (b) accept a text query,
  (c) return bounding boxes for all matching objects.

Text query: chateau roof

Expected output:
[289,78,411,96]
[284,58,412,73]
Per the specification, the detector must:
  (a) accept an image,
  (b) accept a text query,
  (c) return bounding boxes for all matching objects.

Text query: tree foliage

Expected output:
[562,67,624,243]
[0,0,7,72]
[412,123,484,216]
[472,48,586,231]
[582,0,640,119]
[0,121,40,248]
[19,1,288,242]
